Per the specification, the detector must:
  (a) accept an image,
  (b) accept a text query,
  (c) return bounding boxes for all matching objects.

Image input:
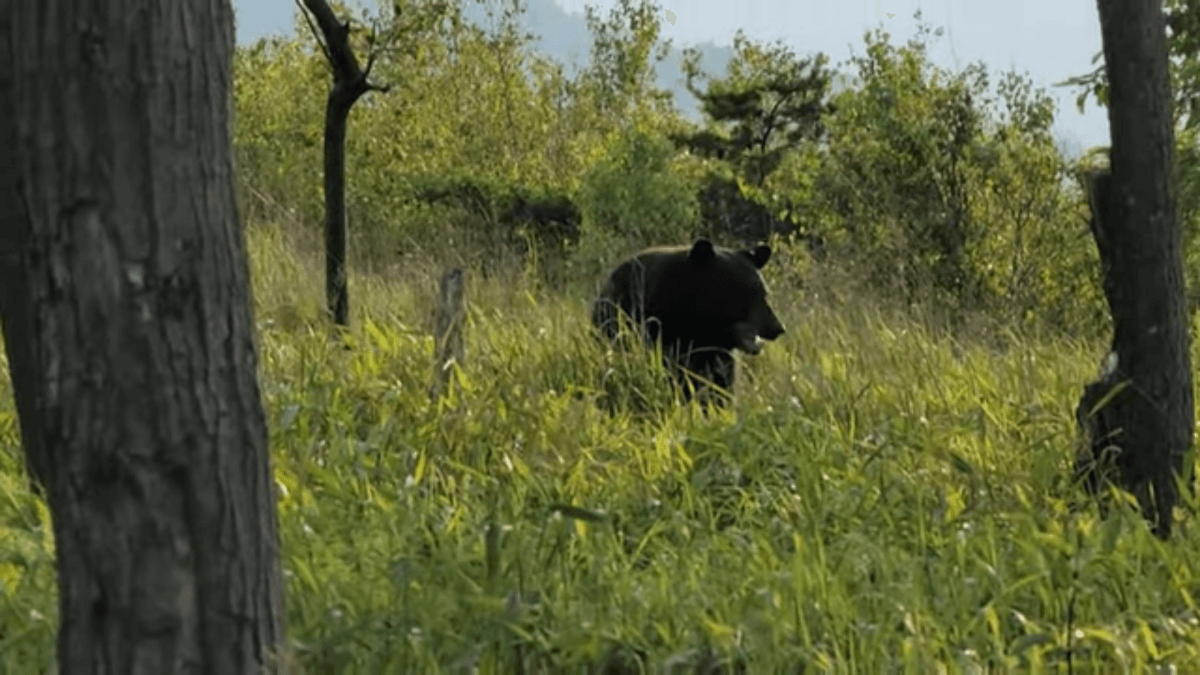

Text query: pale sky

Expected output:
[234,0,1111,150]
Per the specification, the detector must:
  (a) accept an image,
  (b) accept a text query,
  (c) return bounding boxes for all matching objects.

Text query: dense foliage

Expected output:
[4,1,1200,672]
[231,3,1112,333]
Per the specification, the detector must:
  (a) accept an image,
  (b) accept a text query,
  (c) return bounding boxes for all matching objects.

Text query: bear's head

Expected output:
[684,238,785,354]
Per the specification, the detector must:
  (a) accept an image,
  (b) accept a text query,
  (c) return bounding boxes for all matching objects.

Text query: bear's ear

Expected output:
[744,244,771,269]
[688,238,716,264]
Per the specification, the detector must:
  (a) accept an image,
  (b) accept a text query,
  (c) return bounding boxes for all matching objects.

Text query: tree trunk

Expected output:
[2,0,287,670]
[300,0,390,328]
[324,91,352,327]
[0,10,47,492]
[1076,0,1194,539]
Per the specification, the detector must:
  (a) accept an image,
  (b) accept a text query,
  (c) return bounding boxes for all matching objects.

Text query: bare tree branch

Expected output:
[298,0,386,95]
[295,0,334,68]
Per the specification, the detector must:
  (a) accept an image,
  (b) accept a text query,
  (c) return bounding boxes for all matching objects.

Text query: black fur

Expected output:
[592,239,785,404]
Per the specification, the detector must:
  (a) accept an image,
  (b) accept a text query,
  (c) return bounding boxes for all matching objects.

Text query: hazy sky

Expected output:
[234,0,1111,150]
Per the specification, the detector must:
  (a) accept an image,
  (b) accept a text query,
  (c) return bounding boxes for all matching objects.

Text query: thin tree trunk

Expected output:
[1076,0,1194,539]
[300,0,390,328]
[324,92,352,327]
[3,0,287,670]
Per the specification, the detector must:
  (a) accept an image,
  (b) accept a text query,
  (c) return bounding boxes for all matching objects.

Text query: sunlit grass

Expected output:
[2,220,1199,672]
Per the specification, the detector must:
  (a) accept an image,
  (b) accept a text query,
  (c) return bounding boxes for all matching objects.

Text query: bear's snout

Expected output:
[761,320,784,341]
[758,306,785,342]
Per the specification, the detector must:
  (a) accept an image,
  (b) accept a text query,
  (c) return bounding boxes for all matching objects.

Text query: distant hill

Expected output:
[463,0,733,121]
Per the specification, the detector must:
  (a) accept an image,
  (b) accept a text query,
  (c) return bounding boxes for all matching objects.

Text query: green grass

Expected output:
[3,221,1200,673]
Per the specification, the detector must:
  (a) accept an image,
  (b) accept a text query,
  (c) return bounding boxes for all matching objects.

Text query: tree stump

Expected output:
[431,268,466,400]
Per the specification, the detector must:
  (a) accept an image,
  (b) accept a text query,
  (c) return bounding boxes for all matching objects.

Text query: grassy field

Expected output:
[2,222,1200,673]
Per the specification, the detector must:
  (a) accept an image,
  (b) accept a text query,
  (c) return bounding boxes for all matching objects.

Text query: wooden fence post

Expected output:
[431,268,466,400]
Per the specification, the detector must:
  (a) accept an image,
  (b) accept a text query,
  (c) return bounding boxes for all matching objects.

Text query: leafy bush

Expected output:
[573,125,700,277]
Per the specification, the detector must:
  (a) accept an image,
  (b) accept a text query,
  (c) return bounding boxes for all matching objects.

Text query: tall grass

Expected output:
[2,221,1199,673]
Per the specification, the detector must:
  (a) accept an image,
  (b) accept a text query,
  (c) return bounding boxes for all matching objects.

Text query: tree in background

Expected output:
[671,31,834,245]
[680,31,833,187]
[574,126,699,277]
[969,71,1101,330]
[812,23,988,311]
[792,18,1098,332]
[0,0,286,670]
[581,0,674,122]
[298,0,452,327]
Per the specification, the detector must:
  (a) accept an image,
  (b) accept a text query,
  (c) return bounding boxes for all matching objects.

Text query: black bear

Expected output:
[591,238,785,404]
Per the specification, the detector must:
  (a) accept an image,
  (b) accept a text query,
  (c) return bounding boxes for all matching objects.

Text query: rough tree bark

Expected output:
[1076,0,1194,539]
[0,9,47,492]
[299,0,390,328]
[1,0,287,670]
